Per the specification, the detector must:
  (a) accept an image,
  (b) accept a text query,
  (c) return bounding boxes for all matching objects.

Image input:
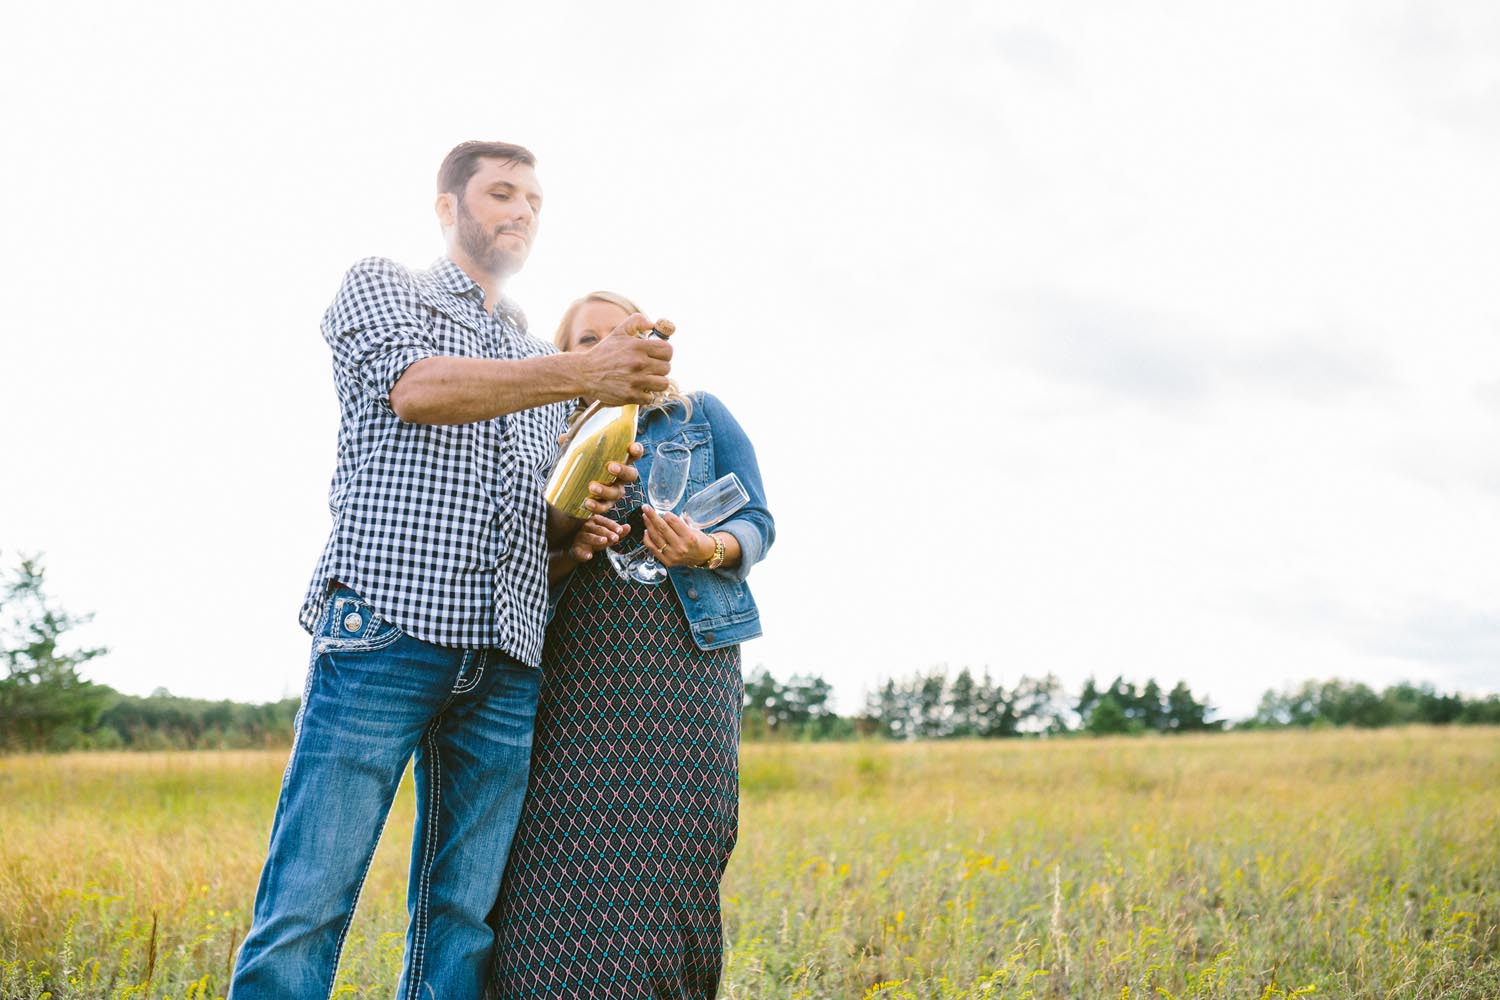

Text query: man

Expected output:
[229,141,672,1000]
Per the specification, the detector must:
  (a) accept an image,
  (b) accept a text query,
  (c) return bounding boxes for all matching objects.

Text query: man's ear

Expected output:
[435,191,457,229]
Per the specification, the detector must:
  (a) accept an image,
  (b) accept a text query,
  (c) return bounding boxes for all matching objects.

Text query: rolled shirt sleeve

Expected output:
[322,257,439,412]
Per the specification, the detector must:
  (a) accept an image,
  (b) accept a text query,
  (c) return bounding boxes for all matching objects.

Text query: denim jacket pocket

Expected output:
[675,426,713,492]
[315,588,403,654]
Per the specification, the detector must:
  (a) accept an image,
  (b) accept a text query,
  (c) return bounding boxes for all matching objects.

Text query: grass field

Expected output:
[2,728,1498,999]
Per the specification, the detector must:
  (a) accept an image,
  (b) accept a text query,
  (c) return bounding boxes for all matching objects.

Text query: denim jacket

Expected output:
[551,391,774,650]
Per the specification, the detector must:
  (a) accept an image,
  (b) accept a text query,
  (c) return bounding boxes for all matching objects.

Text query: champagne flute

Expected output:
[679,473,750,531]
[604,529,642,581]
[628,442,691,585]
[625,472,751,585]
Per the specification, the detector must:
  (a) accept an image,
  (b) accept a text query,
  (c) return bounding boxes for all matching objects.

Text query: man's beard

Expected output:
[456,199,526,278]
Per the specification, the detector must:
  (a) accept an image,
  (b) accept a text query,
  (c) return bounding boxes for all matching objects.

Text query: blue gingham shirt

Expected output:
[299,256,572,664]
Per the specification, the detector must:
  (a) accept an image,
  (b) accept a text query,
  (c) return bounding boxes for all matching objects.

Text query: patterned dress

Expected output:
[488,484,744,999]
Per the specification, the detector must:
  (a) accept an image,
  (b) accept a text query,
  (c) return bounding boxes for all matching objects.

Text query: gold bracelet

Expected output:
[696,534,726,570]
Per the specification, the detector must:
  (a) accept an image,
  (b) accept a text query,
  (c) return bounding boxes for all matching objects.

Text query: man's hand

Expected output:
[574,313,674,405]
[568,515,629,562]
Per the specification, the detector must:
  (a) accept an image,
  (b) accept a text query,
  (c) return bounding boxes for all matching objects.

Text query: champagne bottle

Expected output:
[544,325,671,519]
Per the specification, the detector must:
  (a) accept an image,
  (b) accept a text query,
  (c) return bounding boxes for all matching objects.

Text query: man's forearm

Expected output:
[548,546,584,587]
[390,353,585,425]
[547,505,582,547]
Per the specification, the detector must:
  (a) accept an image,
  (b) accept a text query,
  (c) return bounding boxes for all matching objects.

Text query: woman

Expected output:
[488,292,775,999]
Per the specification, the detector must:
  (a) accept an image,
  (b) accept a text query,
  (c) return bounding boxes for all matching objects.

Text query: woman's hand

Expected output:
[640,507,715,568]
[566,440,645,516]
[569,514,628,563]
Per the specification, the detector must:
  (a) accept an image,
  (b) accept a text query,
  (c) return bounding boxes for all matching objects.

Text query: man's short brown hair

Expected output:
[437,141,536,196]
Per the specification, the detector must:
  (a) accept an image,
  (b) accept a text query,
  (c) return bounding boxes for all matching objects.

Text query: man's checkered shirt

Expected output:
[299,256,572,665]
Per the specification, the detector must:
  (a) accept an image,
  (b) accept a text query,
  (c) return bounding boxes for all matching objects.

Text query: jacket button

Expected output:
[686,589,699,600]
[703,631,715,643]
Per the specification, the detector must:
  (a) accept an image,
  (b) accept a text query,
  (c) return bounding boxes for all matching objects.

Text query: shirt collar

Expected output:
[426,257,529,333]
[428,257,485,303]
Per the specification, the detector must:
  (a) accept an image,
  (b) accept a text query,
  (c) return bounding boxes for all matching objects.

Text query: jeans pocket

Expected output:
[316,588,403,654]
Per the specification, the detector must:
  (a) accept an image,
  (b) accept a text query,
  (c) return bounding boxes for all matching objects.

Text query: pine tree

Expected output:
[1166,680,1208,731]
[741,666,782,739]
[948,668,979,738]
[1015,674,1069,734]
[976,670,1019,738]
[864,678,909,740]
[1139,679,1166,732]
[916,670,948,739]
[0,555,110,751]
[782,674,836,737]
[1085,694,1131,734]
[1076,676,1101,722]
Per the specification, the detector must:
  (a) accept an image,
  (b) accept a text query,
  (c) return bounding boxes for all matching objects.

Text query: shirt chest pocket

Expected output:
[415,287,486,354]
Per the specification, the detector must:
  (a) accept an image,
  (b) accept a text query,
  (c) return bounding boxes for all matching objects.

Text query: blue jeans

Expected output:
[230,586,539,1000]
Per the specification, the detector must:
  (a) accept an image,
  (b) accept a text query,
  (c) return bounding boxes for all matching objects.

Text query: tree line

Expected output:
[1,555,298,751]
[741,668,1222,739]
[742,668,1500,740]
[1243,678,1500,729]
[5,554,1498,751]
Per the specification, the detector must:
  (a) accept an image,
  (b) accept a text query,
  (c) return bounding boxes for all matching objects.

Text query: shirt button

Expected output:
[686,589,699,600]
[703,631,715,643]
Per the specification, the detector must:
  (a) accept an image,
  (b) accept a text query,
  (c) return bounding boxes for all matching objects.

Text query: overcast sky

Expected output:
[2,0,1497,720]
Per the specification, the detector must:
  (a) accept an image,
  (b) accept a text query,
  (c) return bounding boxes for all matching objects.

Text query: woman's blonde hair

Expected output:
[554,291,693,422]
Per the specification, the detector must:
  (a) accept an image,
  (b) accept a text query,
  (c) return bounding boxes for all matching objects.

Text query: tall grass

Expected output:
[2,728,1497,998]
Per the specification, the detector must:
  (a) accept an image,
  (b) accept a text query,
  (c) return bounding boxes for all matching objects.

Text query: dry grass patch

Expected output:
[2,728,1498,998]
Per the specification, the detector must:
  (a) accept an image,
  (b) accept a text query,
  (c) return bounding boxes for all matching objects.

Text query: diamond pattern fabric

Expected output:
[488,483,743,999]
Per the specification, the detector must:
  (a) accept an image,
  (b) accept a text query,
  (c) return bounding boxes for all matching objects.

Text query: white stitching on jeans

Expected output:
[292,607,399,1000]
[281,612,330,792]
[325,800,396,1000]
[283,671,314,783]
[405,718,444,999]
[314,625,403,657]
[450,660,485,696]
